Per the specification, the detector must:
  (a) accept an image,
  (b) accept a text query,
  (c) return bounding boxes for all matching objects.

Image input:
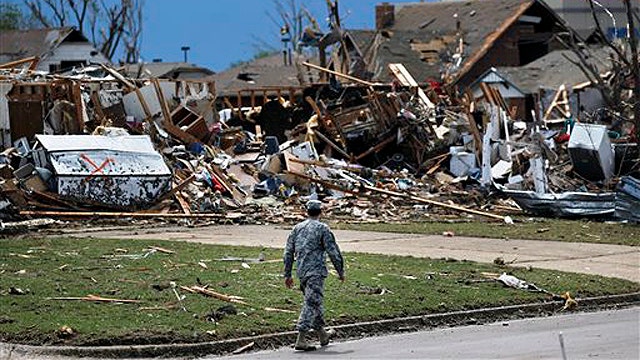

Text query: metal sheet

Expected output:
[615,176,640,222]
[35,134,157,154]
[500,187,615,217]
[35,134,172,208]
[57,175,170,208]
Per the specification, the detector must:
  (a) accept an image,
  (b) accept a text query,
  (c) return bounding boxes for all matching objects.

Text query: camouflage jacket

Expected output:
[283,219,344,280]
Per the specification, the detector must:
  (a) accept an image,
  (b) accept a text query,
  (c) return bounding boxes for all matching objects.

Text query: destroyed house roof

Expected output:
[123,62,215,79]
[211,53,321,96]
[345,30,377,56]
[495,47,611,93]
[35,135,170,177]
[0,27,84,64]
[365,0,567,84]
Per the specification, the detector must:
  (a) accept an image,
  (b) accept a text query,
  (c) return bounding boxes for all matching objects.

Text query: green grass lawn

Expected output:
[332,219,640,246]
[1,237,638,346]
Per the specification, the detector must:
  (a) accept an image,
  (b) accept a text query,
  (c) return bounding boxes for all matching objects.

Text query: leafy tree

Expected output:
[0,3,32,30]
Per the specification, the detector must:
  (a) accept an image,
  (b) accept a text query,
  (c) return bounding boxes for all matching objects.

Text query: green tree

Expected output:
[0,3,29,30]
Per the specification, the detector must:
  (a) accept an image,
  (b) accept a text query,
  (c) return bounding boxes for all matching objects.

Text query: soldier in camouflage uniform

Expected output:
[284,200,345,351]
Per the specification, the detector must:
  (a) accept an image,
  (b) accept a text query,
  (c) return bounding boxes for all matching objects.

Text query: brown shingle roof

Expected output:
[0,27,77,63]
[210,53,321,95]
[362,0,567,84]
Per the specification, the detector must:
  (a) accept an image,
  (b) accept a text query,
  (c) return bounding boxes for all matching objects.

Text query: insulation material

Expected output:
[122,82,175,122]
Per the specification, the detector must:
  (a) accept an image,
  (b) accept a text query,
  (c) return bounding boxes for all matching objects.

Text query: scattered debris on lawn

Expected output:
[205,304,238,322]
[231,341,255,355]
[46,294,142,303]
[482,272,578,310]
[180,285,248,305]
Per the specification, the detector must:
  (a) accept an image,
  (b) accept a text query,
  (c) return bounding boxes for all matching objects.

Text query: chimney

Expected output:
[376,2,395,30]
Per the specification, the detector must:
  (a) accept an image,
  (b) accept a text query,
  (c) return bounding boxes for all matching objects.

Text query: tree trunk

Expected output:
[624,0,640,140]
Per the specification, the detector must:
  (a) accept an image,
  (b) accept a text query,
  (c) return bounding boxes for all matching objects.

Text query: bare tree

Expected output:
[557,0,639,140]
[25,0,144,63]
[623,0,640,138]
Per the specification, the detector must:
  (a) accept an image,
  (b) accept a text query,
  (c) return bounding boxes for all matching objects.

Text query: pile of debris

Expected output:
[0,58,638,226]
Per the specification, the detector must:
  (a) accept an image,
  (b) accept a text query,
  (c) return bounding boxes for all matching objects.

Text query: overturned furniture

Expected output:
[33,135,171,208]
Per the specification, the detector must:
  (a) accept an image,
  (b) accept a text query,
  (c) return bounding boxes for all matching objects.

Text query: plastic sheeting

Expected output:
[500,187,615,217]
[615,176,640,222]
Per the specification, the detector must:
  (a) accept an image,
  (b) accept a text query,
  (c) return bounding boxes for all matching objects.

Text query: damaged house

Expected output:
[470,47,611,121]
[123,61,215,80]
[338,0,572,88]
[0,27,109,73]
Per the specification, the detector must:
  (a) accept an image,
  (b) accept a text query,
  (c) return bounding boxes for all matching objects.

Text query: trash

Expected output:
[0,26,636,227]
[231,341,255,355]
[205,304,237,322]
[180,285,248,305]
[46,294,142,303]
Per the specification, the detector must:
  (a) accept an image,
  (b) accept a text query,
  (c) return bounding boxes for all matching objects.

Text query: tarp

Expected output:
[500,187,615,217]
[615,176,640,222]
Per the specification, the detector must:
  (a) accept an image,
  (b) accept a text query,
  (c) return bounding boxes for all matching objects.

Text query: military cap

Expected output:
[305,200,322,211]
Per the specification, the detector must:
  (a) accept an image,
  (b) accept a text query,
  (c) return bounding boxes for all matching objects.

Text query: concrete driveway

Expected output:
[59,224,640,283]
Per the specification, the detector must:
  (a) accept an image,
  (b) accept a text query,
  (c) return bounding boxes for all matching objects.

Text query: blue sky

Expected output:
[141,0,422,71]
[9,0,426,71]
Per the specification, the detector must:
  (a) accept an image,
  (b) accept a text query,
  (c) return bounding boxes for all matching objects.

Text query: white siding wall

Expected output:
[38,43,110,72]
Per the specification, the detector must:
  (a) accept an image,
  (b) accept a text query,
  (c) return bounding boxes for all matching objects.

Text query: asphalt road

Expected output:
[212,307,640,360]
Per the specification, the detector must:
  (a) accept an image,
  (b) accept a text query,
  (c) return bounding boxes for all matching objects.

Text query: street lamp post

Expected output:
[181,46,191,63]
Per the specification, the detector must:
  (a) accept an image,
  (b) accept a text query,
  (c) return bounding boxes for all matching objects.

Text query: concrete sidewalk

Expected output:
[61,224,640,283]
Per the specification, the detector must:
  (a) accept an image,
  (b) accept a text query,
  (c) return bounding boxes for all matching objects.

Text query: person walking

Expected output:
[283,200,345,351]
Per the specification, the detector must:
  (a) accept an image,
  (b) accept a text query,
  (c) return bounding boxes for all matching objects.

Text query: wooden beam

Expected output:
[0,56,39,69]
[151,78,173,125]
[156,174,196,203]
[354,134,395,161]
[302,61,375,87]
[285,171,360,195]
[19,210,239,219]
[362,185,507,221]
[314,130,351,159]
[91,91,106,123]
[100,64,136,90]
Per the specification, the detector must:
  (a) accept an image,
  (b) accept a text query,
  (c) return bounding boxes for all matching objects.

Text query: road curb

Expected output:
[4,292,639,358]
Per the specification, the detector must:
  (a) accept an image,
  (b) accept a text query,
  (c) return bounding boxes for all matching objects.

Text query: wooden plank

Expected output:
[388,63,440,139]
[90,91,106,123]
[46,295,141,303]
[354,133,395,161]
[71,81,85,133]
[285,171,360,195]
[99,64,136,90]
[155,174,196,203]
[151,78,173,125]
[302,61,375,86]
[180,285,248,305]
[362,185,507,221]
[314,130,351,159]
[175,192,191,215]
[0,56,39,69]
[19,210,239,219]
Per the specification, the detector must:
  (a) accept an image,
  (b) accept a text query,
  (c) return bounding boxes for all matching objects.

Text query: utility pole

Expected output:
[181,46,191,63]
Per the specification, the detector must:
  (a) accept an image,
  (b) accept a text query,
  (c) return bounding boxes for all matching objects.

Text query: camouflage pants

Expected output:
[297,275,325,332]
